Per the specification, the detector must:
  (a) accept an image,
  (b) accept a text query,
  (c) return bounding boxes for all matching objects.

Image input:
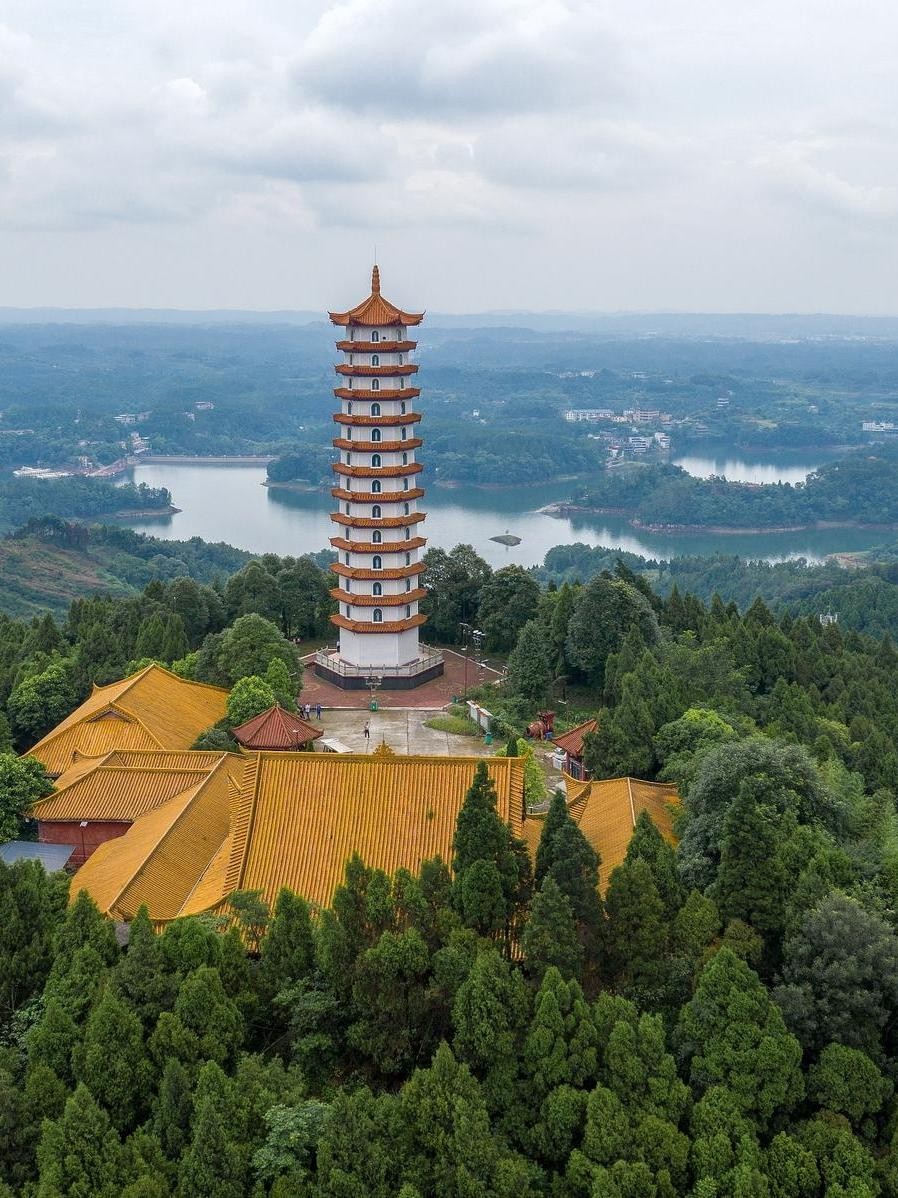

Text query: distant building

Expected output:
[863,421,895,432]
[114,414,137,426]
[552,718,597,779]
[564,409,614,422]
[194,401,215,411]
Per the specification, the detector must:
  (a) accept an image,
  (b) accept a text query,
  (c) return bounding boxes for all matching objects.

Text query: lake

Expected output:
[123,448,884,568]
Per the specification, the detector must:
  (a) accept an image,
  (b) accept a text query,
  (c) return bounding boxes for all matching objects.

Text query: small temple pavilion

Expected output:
[230,705,323,752]
[314,267,444,690]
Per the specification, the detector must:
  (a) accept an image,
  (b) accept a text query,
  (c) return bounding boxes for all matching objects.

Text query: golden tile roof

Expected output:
[329,266,424,328]
[26,665,229,776]
[71,752,523,922]
[70,760,235,921]
[523,776,679,894]
[31,761,226,824]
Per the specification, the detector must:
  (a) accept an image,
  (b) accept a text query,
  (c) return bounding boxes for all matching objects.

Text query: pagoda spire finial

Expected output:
[371,263,380,294]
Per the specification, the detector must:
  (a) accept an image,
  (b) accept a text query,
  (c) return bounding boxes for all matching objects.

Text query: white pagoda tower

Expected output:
[314,266,444,690]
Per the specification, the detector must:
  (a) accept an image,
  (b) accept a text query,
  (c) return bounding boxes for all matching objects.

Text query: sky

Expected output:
[1,0,897,314]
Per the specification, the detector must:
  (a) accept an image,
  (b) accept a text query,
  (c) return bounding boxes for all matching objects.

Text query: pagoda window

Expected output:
[371,453,382,467]
[350,329,355,342]
[399,379,405,390]
[345,553,350,564]
[372,504,382,518]
[346,580,351,592]
[372,354,379,366]
[404,502,410,514]
[372,330,380,342]
[405,578,411,592]
[402,453,408,465]
[404,529,411,540]
[373,582,383,596]
[349,377,353,389]
[403,478,409,489]
[345,605,351,616]
[371,379,380,391]
[372,530,382,543]
[371,402,381,416]
[400,401,407,414]
[349,354,354,365]
[401,427,407,439]
[371,428,381,442]
[371,480,381,493]
[405,552,411,565]
[373,608,383,622]
[372,555,382,569]
[345,503,350,515]
[398,354,403,365]
[405,605,411,618]
[345,454,351,464]
[347,402,353,414]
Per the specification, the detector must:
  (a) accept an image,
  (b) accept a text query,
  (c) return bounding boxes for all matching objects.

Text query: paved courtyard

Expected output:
[314,705,499,757]
[298,646,504,710]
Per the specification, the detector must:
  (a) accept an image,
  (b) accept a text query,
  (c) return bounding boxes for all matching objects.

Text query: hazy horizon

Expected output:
[3,1,898,314]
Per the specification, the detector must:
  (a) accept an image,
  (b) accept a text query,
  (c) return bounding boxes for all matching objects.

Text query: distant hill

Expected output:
[3,307,898,340]
[0,522,251,619]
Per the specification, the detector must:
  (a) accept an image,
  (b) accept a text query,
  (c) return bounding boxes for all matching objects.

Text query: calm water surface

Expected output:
[123,451,883,568]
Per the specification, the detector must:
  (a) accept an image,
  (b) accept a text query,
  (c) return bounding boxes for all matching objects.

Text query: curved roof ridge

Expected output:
[328,266,424,328]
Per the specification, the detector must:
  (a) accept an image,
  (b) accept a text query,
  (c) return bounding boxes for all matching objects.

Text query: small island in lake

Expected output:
[491,532,522,546]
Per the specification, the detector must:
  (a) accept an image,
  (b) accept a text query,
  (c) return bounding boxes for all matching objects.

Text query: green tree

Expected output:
[676,947,804,1126]
[506,619,553,705]
[533,790,570,886]
[264,657,297,711]
[134,613,166,662]
[420,544,492,645]
[348,927,436,1075]
[522,877,583,981]
[110,906,173,1029]
[0,857,68,1025]
[226,675,276,728]
[177,1062,243,1198]
[160,613,188,664]
[603,858,667,995]
[7,665,76,745]
[151,1058,193,1161]
[774,892,898,1057]
[212,613,301,688]
[75,991,151,1133]
[452,761,529,934]
[625,809,683,920]
[477,566,541,652]
[36,1083,126,1198]
[565,575,660,688]
[258,888,315,1004]
[808,1043,892,1125]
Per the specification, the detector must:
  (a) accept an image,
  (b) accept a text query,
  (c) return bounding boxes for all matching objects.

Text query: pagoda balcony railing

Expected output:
[314,645,444,678]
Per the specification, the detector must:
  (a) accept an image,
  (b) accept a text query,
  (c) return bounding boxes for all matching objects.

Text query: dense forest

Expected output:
[0,477,172,535]
[3,552,898,1192]
[3,320,898,482]
[571,448,898,530]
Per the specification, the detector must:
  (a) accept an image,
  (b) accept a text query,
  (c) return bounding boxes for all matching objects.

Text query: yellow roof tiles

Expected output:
[523,776,679,893]
[31,764,223,824]
[26,665,228,776]
[72,751,523,923]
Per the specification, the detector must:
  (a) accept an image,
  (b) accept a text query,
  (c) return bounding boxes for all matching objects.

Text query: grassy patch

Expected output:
[425,714,480,736]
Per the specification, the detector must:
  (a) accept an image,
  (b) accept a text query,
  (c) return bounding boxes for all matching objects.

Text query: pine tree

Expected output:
[544,819,603,950]
[711,779,791,940]
[160,613,188,664]
[259,889,315,1004]
[134,614,166,662]
[36,1083,126,1198]
[75,991,152,1133]
[452,761,525,933]
[506,619,553,705]
[177,1062,243,1198]
[451,947,530,1113]
[152,1058,193,1161]
[533,791,569,886]
[111,907,173,1029]
[603,858,667,994]
[522,878,583,981]
[625,809,683,920]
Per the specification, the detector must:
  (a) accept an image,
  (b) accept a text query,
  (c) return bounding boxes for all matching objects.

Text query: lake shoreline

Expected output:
[540,502,898,536]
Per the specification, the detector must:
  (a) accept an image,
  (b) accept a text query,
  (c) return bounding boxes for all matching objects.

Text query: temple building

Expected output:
[314,267,444,690]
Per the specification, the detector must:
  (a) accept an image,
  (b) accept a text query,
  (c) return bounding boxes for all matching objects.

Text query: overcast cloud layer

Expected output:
[1,0,897,313]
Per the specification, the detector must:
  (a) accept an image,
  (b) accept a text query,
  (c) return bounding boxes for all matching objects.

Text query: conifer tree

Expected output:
[111,906,173,1029]
[160,612,188,664]
[75,991,151,1133]
[625,809,683,920]
[603,858,667,994]
[177,1062,243,1198]
[151,1058,193,1161]
[533,790,569,886]
[522,878,583,982]
[452,761,526,934]
[677,947,804,1126]
[544,819,604,952]
[36,1083,126,1198]
[259,888,315,1004]
[506,619,553,705]
[711,779,791,940]
[134,613,166,662]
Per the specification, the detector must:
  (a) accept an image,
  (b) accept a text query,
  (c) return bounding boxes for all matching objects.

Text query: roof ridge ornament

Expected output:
[371,263,380,294]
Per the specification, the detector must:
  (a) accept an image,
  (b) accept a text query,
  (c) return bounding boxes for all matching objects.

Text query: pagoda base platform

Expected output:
[313,647,444,691]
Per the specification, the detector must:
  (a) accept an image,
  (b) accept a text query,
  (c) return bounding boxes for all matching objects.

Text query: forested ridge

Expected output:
[1,554,898,1192]
[571,447,898,529]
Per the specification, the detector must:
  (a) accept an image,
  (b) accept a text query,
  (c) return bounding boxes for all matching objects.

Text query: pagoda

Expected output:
[314,267,444,689]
